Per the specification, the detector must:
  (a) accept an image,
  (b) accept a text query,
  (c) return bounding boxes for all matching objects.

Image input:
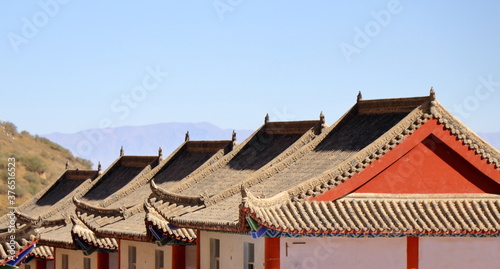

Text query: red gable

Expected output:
[311,118,500,202]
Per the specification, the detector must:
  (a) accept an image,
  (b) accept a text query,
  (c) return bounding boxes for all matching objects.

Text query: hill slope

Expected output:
[0,121,92,214]
[44,122,254,168]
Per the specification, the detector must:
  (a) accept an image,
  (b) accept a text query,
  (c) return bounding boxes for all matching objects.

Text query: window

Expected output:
[84,257,91,269]
[155,249,164,269]
[244,242,255,269]
[128,246,137,269]
[210,238,220,269]
[62,254,69,269]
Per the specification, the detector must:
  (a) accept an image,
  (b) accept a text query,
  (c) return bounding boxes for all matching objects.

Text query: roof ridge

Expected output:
[74,197,124,217]
[100,164,154,207]
[357,96,430,114]
[287,103,431,199]
[16,170,96,212]
[242,187,291,209]
[431,100,500,167]
[154,141,229,190]
[150,180,205,206]
[169,124,266,193]
[17,176,95,219]
[205,127,319,205]
[15,212,67,227]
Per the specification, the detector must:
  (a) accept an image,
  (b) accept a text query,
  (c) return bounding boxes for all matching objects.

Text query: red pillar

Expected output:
[172,246,186,269]
[196,231,201,269]
[98,252,109,269]
[407,237,419,269]
[36,259,47,269]
[53,248,56,269]
[265,237,280,269]
[117,239,121,269]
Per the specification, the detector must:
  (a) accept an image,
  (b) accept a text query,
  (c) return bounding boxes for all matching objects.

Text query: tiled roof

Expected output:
[145,202,197,242]
[71,218,118,250]
[74,140,232,243]
[149,119,323,232]
[243,192,500,235]
[0,222,38,264]
[16,169,98,219]
[80,156,158,203]
[150,94,499,236]
[0,169,99,262]
[30,245,53,259]
[151,99,422,231]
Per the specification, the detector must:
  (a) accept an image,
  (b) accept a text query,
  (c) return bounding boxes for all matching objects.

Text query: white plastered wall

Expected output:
[200,231,265,269]
[420,237,500,269]
[56,248,97,269]
[119,240,172,269]
[185,245,196,269]
[281,236,406,269]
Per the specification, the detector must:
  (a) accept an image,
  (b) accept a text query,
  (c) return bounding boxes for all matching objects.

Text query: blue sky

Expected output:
[1,0,499,136]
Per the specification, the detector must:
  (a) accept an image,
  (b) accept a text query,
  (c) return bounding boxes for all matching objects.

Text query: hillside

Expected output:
[0,121,92,215]
[44,122,254,168]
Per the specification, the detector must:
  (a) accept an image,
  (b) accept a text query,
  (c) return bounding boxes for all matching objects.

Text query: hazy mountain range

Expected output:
[44,122,499,170]
[44,122,254,169]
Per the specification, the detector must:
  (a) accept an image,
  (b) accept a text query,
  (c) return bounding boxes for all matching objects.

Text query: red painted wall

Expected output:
[355,135,499,194]
[311,118,499,201]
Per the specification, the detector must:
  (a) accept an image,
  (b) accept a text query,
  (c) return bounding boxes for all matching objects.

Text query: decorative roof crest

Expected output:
[357,91,363,102]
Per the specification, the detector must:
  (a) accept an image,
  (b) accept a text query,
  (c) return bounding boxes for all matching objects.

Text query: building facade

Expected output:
[1,92,499,269]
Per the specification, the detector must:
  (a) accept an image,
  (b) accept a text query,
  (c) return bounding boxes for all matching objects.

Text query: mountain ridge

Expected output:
[44,122,254,169]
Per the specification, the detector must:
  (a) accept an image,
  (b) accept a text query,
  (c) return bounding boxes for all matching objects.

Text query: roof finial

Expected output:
[185,131,190,142]
[232,130,237,142]
[158,147,163,158]
[357,91,362,102]
[430,87,435,100]
[319,111,325,124]
[120,146,124,156]
[264,113,270,124]
[97,161,102,172]
[65,161,69,170]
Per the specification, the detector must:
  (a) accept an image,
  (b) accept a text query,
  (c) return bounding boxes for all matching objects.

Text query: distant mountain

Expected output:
[478,132,500,151]
[44,122,254,169]
[0,121,92,214]
[43,124,500,171]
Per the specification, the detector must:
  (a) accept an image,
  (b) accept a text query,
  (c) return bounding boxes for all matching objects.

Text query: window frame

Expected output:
[244,242,255,269]
[128,246,137,269]
[210,238,220,269]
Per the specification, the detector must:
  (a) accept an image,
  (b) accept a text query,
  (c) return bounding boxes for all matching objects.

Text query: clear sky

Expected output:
[1,0,499,136]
